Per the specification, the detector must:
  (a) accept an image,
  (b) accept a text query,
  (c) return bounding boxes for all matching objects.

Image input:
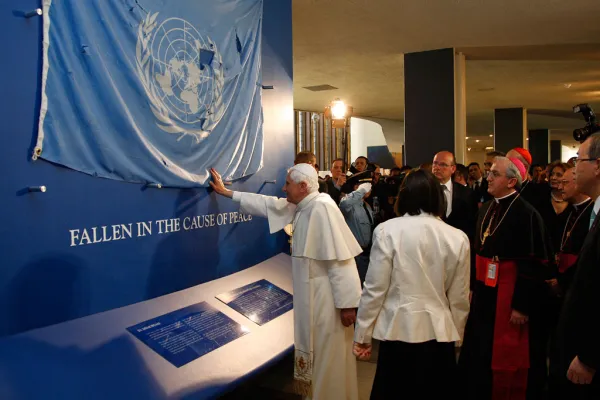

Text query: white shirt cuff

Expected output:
[232,191,241,202]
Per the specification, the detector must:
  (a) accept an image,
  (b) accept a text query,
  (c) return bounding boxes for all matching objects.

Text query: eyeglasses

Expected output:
[487,171,506,179]
[433,161,452,168]
[574,158,599,165]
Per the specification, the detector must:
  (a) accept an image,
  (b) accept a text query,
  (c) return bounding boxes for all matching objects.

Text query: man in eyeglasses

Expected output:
[432,151,477,241]
[458,156,554,400]
[554,133,600,399]
[548,166,593,399]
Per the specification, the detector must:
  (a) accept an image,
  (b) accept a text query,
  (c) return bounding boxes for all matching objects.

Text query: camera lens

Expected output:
[573,127,588,142]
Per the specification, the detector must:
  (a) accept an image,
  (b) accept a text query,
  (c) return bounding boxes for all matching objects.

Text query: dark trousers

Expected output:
[355,250,370,287]
[370,340,457,399]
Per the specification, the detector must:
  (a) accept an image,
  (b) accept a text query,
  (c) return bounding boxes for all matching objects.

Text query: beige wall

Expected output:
[465,150,487,166]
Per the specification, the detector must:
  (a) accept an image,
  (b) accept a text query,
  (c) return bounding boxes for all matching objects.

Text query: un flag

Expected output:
[35,0,263,188]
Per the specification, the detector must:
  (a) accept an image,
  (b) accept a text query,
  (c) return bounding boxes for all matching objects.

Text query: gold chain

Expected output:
[559,200,593,252]
[479,192,520,246]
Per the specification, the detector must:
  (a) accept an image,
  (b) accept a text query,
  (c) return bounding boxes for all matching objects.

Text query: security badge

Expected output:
[485,256,499,287]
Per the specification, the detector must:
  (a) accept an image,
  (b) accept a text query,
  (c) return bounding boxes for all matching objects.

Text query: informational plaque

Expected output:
[216,279,293,326]
[127,302,248,367]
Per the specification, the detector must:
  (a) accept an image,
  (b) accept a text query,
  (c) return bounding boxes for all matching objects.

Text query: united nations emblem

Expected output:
[136,12,225,142]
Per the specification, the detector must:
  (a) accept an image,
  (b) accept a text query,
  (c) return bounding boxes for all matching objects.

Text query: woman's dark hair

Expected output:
[394,169,445,218]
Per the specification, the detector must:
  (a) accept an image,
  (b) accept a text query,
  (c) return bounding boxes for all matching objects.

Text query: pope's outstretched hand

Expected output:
[209,168,233,198]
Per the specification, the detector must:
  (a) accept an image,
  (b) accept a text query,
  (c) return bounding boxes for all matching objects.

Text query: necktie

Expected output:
[591,209,597,231]
[442,185,451,217]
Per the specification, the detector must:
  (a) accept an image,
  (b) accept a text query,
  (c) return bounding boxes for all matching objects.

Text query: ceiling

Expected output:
[292,0,600,151]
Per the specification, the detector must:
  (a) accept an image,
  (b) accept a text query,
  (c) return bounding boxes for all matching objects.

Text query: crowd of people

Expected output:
[209,133,600,400]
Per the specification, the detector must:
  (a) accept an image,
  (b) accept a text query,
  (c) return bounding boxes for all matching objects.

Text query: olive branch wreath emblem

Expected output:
[135,12,225,143]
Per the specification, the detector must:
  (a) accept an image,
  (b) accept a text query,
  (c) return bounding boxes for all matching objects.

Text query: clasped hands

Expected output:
[352,342,372,361]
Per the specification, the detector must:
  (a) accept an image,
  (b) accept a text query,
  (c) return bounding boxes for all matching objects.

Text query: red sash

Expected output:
[557,253,578,274]
[476,255,529,400]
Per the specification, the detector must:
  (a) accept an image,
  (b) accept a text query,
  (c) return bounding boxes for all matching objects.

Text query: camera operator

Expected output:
[354,156,369,173]
[339,179,375,286]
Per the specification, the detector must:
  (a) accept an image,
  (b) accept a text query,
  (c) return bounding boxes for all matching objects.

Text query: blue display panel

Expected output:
[216,279,293,326]
[127,302,248,367]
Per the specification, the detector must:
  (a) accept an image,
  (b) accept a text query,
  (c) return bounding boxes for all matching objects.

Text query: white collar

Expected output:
[441,179,453,192]
[573,197,591,210]
[494,190,517,203]
[297,191,319,210]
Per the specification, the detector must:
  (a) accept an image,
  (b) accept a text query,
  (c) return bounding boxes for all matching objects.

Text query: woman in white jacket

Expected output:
[353,169,471,399]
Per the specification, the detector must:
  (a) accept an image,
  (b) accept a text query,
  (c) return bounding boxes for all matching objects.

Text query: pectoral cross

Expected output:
[481,214,495,246]
[482,230,489,245]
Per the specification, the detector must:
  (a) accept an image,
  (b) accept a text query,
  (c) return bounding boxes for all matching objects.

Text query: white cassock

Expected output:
[232,190,363,400]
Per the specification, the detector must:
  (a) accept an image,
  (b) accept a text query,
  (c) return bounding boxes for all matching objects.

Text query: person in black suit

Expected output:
[325,158,346,204]
[468,162,491,205]
[433,151,478,240]
[553,133,600,399]
[453,164,469,186]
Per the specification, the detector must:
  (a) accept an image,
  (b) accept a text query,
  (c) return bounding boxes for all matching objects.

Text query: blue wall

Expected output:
[0,0,294,338]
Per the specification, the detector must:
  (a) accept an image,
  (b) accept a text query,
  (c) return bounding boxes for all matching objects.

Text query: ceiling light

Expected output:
[564,83,572,89]
[475,139,480,143]
[489,134,493,137]
[526,138,529,141]
[467,147,472,151]
[485,146,494,150]
[465,137,470,140]
[331,99,347,119]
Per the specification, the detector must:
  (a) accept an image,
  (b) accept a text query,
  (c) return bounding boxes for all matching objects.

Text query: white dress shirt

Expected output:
[442,179,453,217]
[354,213,471,345]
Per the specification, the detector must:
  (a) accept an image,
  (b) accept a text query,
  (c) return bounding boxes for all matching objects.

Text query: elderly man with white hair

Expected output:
[458,156,555,400]
[209,164,362,400]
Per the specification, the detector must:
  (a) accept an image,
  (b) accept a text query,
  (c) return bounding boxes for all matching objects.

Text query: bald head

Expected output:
[432,151,456,184]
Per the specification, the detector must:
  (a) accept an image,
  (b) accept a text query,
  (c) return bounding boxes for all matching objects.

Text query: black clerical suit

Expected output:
[519,180,550,210]
[553,200,600,399]
[458,192,555,400]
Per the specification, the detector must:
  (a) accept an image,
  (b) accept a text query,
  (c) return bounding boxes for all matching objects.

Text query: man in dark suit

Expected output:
[468,162,491,205]
[325,158,345,204]
[433,151,478,240]
[553,133,600,399]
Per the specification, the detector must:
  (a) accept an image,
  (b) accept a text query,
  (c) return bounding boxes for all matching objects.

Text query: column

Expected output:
[550,140,562,162]
[528,129,549,166]
[494,108,527,154]
[404,49,466,166]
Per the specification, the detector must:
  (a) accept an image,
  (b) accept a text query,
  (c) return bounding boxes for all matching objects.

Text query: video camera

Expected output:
[378,172,408,200]
[340,162,377,194]
[573,103,600,142]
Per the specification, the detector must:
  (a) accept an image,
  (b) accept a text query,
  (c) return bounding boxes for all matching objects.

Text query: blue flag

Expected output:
[35,0,263,187]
